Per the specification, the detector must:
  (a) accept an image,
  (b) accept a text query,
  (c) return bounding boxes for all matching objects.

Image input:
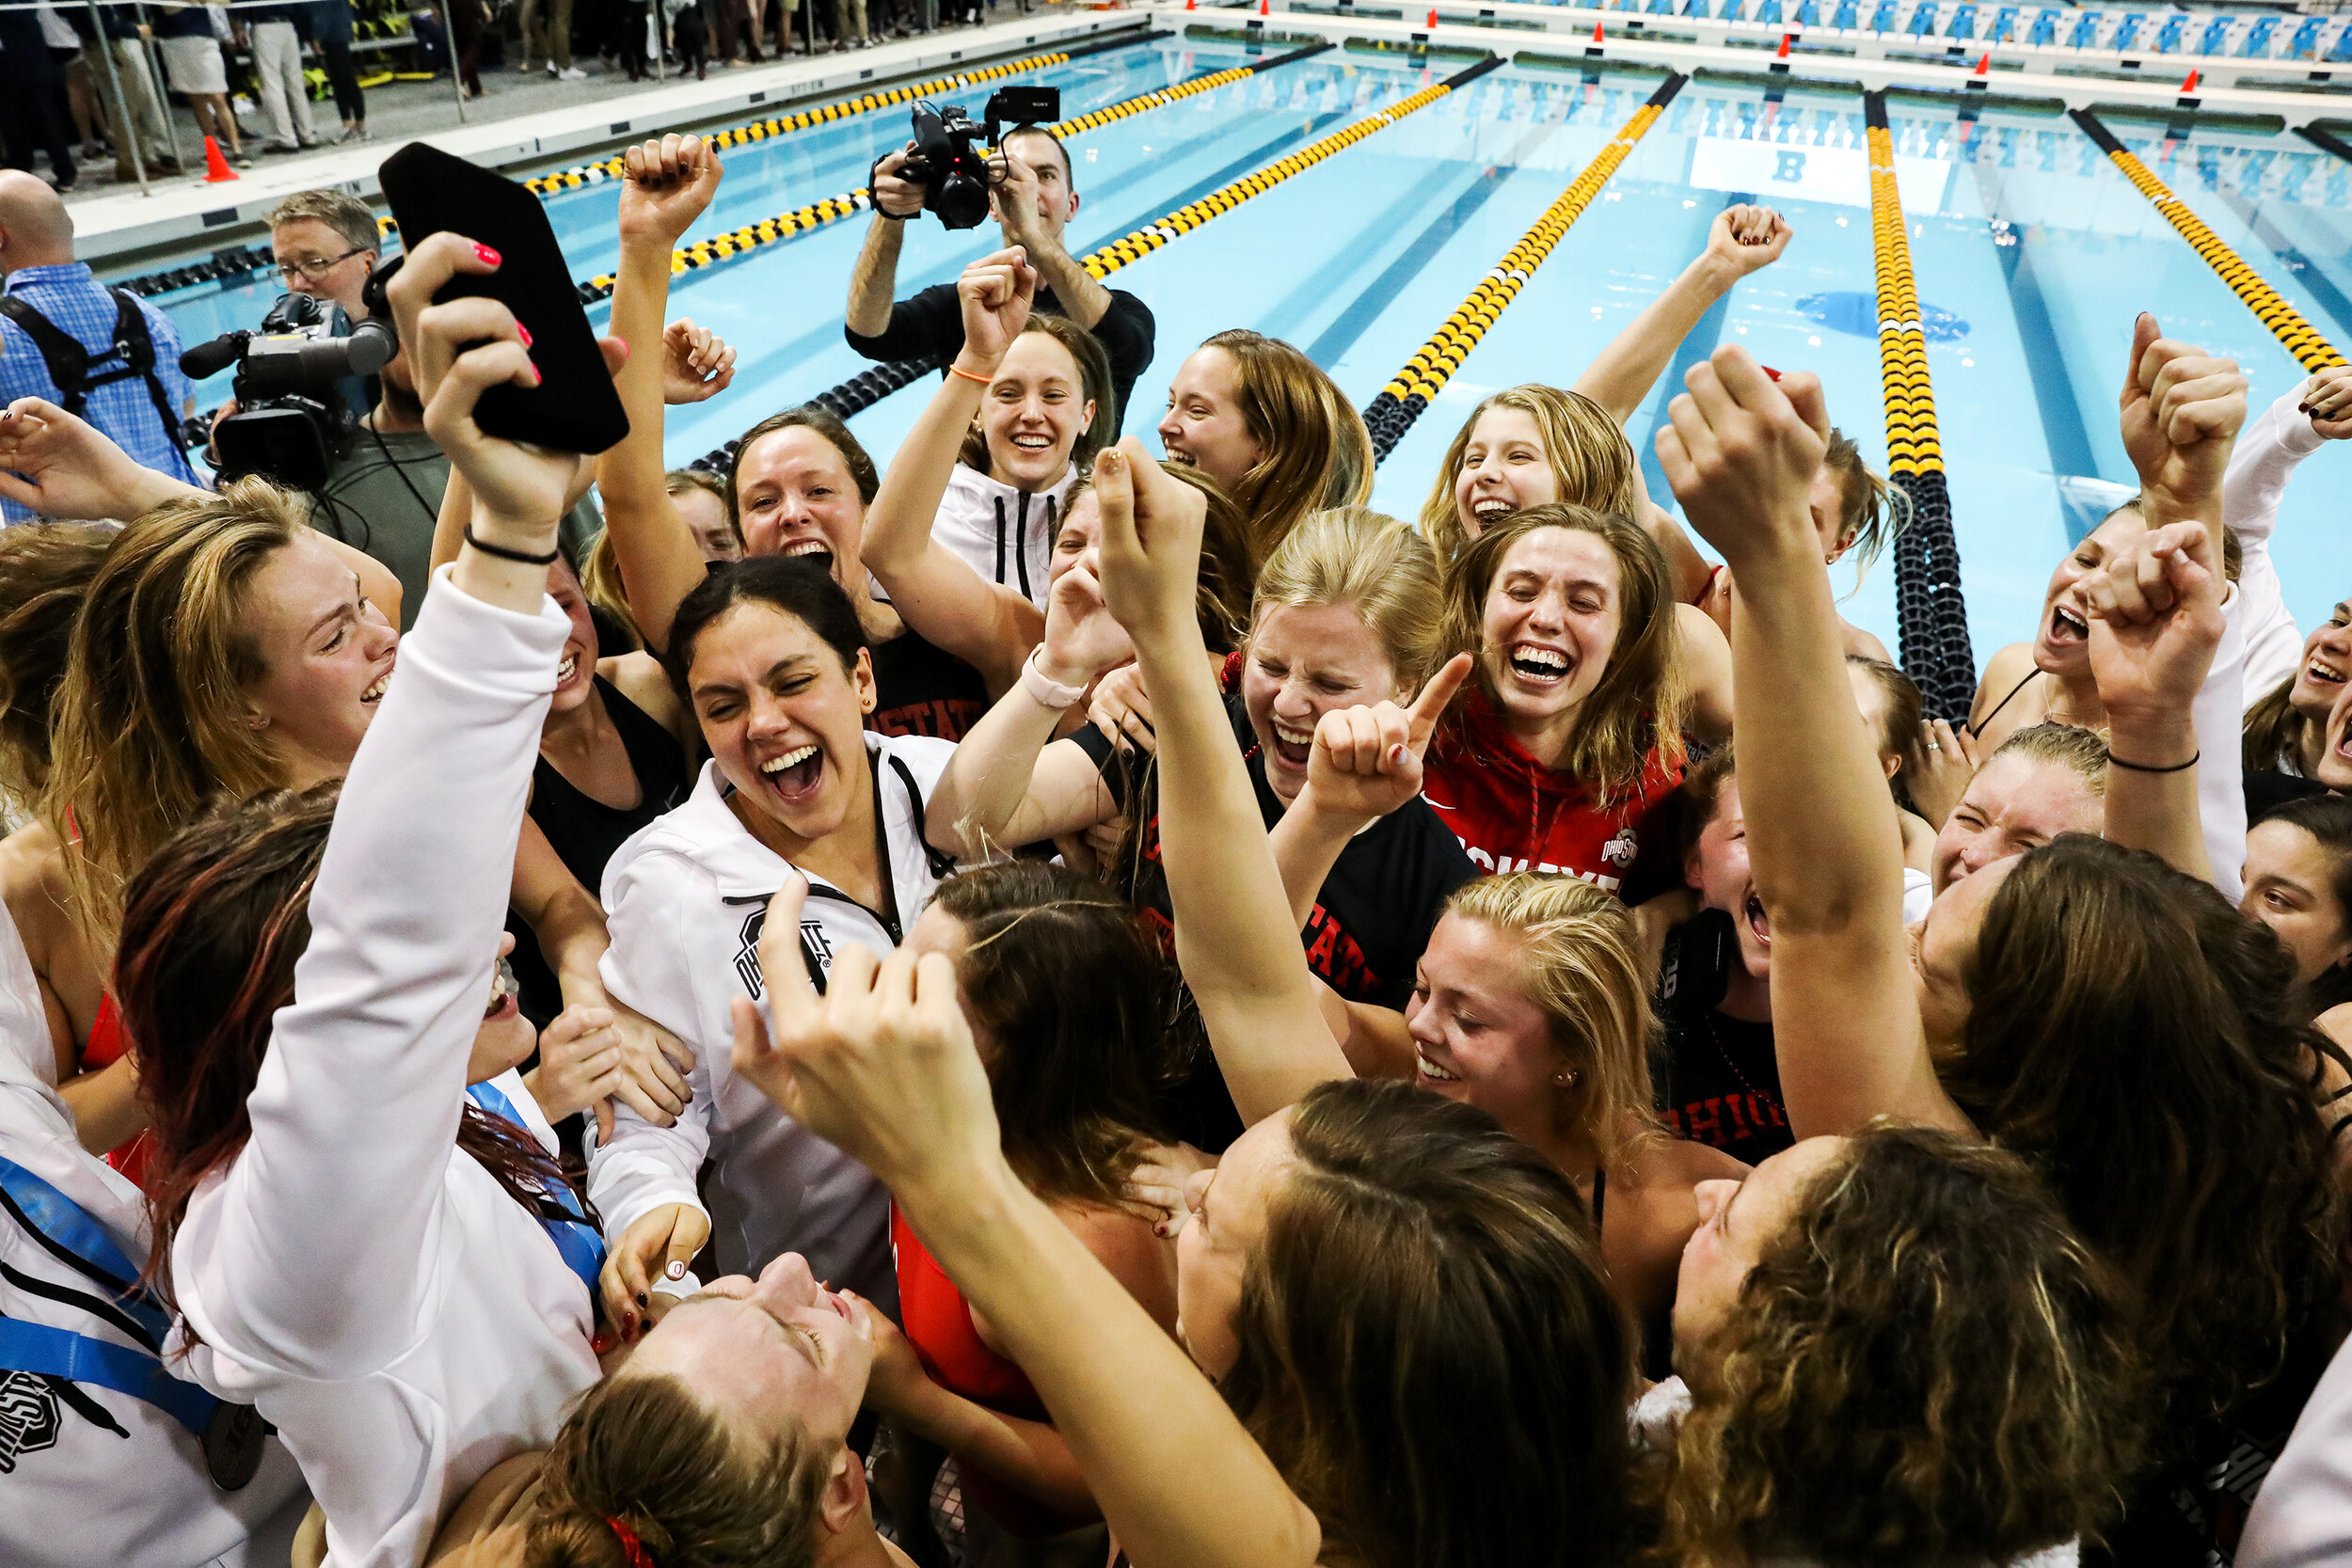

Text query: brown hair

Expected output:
[1197,329,1374,556]
[526,1373,830,1568]
[265,189,382,256]
[1441,873,1657,1173]
[1956,834,2344,1430]
[724,406,881,542]
[116,784,589,1317]
[956,313,1117,482]
[1819,428,1904,586]
[1223,1078,1637,1568]
[1438,503,1683,800]
[930,862,1173,1207]
[0,523,114,804]
[1847,655,1927,811]
[1660,1122,2146,1567]
[1675,741,1738,864]
[2244,672,2319,776]
[40,481,307,965]
[2254,793,2352,1013]
[580,529,644,653]
[1249,507,1443,698]
[1418,385,1640,567]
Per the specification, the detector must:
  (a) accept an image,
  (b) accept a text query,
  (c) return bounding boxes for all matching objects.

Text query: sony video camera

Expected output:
[182,292,397,490]
[898,86,1062,229]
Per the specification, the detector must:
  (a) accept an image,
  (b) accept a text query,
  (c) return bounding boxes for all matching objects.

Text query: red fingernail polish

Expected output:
[592,1331,615,1354]
[530,359,543,387]
[473,242,501,265]
[517,324,532,348]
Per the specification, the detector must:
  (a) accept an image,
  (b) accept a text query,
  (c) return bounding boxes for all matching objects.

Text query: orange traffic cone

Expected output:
[1592,19,1603,39]
[1257,0,1267,13]
[1427,6,1438,23]
[1775,31,1791,56]
[200,135,238,183]
[2179,68,2199,92]
[1973,51,1989,72]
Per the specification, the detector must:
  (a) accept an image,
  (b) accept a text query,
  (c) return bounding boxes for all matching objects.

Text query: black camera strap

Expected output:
[0,290,183,455]
[867,153,909,220]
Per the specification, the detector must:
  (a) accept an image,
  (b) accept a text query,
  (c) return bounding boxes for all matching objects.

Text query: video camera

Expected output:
[181,292,397,490]
[898,86,1062,230]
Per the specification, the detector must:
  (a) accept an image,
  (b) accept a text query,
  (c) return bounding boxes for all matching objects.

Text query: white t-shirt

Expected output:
[2240,1331,2352,1566]
[931,462,1076,610]
[167,573,599,1568]
[589,736,957,1307]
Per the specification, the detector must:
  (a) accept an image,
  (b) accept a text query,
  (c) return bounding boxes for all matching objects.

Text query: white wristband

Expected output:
[1020,647,1086,710]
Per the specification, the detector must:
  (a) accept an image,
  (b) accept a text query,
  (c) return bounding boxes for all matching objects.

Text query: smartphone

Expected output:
[376,142,629,454]
[1657,907,1735,1016]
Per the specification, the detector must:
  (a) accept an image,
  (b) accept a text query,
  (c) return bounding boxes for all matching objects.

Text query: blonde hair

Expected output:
[1438,503,1684,800]
[579,529,644,652]
[41,480,305,964]
[1419,385,1639,566]
[1442,872,1657,1172]
[1199,330,1374,556]
[1820,428,1904,587]
[1249,507,1442,697]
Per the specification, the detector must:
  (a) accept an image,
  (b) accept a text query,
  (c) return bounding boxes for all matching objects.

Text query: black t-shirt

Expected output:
[843,281,1155,426]
[867,624,987,742]
[1654,1003,1793,1163]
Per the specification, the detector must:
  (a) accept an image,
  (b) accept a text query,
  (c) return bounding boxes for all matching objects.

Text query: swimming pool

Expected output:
[149,30,2351,666]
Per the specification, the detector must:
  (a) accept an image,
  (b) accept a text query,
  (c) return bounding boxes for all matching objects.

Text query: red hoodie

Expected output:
[1421,689,1682,895]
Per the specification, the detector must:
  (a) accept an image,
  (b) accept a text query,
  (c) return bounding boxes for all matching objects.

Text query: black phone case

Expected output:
[1658,906,1736,1017]
[376,142,629,455]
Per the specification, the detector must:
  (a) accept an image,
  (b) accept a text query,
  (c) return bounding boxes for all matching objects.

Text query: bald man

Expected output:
[0,170,196,520]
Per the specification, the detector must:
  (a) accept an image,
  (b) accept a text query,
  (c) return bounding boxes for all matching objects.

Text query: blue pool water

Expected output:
[149,32,2352,666]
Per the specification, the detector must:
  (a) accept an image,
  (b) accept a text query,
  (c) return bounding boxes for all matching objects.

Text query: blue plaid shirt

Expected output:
[0,263,197,522]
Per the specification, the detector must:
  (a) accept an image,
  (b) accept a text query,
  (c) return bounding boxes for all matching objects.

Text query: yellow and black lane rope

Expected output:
[526,47,1078,196]
[1864,89,1974,722]
[2071,107,2346,374]
[1360,71,1687,462]
[1079,53,1506,283]
[574,41,1336,304]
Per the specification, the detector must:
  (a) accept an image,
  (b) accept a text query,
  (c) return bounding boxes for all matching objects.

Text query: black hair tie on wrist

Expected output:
[463,526,559,566]
[2108,749,2201,774]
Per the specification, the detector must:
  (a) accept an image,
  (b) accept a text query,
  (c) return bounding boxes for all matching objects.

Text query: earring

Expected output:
[1554,1069,1581,1088]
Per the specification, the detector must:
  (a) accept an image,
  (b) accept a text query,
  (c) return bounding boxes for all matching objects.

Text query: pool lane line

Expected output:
[527,34,1139,197]
[1357,71,1686,462]
[1863,88,1975,723]
[1079,52,1509,281]
[575,41,1337,304]
[2069,107,2347,375]
[2295,125,2352,167]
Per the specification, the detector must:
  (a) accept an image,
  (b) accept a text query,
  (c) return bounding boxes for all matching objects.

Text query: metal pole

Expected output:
[653,0,665,79]
[439,0,469,120]
[135,8,190,174]
[86,0,151,197]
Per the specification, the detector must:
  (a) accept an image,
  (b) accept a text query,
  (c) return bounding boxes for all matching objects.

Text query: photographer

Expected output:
[847,122,1152,422]
[0,172,195,523]
[269,189,378,322]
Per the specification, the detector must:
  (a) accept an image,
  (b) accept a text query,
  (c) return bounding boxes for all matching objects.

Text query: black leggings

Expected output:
[318,38,365,122]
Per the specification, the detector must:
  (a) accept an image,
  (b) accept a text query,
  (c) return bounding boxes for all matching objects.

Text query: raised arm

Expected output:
[730,884,1322,1568]
[596,135,725,656]
[994,155,1115,333]
[189,233,609,1370]
[1574,204,1789,425]
[1092,441,1346,1124]
[859,249,1046,692]
[2085,522,2222,882]
[846,147,922,341]
[1653,345,1962,1138]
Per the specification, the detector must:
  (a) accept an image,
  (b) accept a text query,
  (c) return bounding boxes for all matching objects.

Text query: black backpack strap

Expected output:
[0,294,93,415]
[0,291,183,452]
[888,753,959,880]
[105,290,185,456]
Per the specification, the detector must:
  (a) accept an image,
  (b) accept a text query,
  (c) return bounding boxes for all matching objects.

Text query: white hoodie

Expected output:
[2224,383,2333,709]
[588,736,956,1309]
[934,462,1077,610]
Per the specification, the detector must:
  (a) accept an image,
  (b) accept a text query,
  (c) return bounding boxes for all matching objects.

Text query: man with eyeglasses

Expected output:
[267,189,379,324]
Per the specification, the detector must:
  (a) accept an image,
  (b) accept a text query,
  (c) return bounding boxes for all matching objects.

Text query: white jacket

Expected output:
[168,570,599,1568]
[589,735,957,1307]
[934,462,1077,610]
[2225,383,2331,709]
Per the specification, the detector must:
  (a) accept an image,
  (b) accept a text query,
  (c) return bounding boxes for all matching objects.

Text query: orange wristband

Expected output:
[947,363,993,386]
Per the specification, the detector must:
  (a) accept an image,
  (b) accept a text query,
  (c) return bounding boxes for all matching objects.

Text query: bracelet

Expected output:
[1020,647,1086,710]
[463,526,559,566]
[946,363,993,387]
[2108,749,2200,774]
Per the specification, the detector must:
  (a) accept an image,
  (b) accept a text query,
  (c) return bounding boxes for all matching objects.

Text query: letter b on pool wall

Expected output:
[1773,150,1806,183]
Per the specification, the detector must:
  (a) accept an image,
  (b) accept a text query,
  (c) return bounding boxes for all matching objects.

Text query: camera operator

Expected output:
[846,123,1153,421]
[0,172,196,523]
[268,189,378,320]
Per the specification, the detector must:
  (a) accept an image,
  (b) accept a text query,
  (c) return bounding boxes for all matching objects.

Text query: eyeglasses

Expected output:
[275,246,370,282]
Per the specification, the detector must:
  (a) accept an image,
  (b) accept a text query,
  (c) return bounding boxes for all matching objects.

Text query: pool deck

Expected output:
[73,4,1152,272]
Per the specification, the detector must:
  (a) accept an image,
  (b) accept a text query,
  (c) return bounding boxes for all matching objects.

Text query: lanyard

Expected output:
[465,1083,606,1299]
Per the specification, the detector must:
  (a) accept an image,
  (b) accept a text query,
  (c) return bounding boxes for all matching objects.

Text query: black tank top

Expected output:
[867,624,988,742]
[507,675,692,1023]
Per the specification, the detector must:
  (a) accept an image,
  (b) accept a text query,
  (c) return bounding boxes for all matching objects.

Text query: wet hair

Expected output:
[1438,503,1683,801]
[265,188,382,256]
[957,314,1117,483]
[1249,507,1443,698]
[40,480,308,963]
[1675,741,1738,864]
[526,1372,830,1568]
[580,529,644,653]
[1983,720,2109,799]
[930,862,1174,1207]
[1195,329,1374,556]
[2253,793,2352,1013]
[1847,655,1927,812]
[1955,834,2344,1432]
[1661,1122,2147,1567]
[0,523,114,803]
[1418,385,1640,567]
[664,555,867,703]
[1441,873,1656,1174]
[723,405,882,543]
[1819,428,1905,587]
[118,784,588,1317]
[1223,1077,1636,1568]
